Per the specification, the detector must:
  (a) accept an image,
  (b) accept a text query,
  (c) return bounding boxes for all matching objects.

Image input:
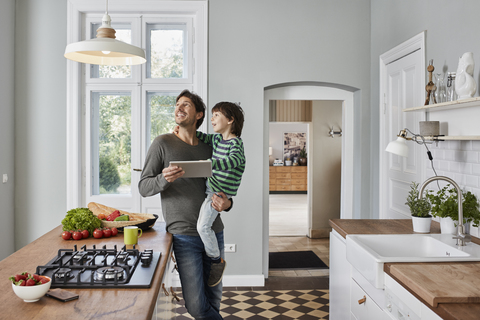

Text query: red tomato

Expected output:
[93,229,103,239]
[110,227,118,236]
[81,229,89,239]
[103,228,112,238]
[72,231,83,240]
[62,231,72,240]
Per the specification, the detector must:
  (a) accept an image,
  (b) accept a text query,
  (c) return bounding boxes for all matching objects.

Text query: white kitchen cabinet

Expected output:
[384,274,442,320]
[153,251,178,320]
[330,230,351,320]
[350,278,389,320]
[331,230,442,320]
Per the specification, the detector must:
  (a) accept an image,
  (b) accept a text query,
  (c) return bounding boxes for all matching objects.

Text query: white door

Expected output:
[380,34,425,219]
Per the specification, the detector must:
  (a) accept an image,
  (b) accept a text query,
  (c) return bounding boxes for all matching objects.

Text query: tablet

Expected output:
[169,160,212,178]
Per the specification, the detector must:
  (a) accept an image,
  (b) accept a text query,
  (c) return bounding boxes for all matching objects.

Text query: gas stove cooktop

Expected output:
[36,244,161,289]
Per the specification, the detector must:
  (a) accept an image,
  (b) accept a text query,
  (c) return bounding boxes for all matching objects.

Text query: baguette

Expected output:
[87,202,155,222]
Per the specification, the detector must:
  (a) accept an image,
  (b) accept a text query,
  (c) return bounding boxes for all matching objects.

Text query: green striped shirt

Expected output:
[197,132,246,196]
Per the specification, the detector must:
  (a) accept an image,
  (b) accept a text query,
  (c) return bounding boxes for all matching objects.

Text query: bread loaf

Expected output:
[87,202,155,222]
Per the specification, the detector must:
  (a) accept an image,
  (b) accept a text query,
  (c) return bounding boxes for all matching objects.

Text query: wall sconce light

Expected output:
[386,128,434,162]
[269,147,273,156]
[385,129,409,157]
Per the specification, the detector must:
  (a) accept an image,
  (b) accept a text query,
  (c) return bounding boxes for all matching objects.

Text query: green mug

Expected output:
[124,226,142,245]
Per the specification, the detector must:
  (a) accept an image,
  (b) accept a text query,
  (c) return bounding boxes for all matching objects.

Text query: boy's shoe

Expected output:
[208,258,226,287]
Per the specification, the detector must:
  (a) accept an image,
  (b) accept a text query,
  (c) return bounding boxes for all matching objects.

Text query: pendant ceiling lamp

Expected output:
[64,0,146,66]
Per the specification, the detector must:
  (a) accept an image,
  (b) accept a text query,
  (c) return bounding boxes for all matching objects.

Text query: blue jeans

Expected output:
[172,231,224,320]
[198,182,230,259]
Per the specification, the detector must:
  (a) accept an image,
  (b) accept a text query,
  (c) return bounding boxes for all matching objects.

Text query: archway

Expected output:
[262,81,360,276]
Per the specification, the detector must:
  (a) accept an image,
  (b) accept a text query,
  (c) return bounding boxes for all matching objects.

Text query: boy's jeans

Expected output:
[197,182,230,259]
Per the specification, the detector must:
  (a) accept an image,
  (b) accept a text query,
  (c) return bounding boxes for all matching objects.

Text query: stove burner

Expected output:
[117,252,130,263]
[35,245,161,288]
[55,268,74,280]
[73,251,88,262]
[95,266,124,281]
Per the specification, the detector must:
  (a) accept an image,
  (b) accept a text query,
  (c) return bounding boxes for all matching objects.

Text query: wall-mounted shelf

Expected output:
[402,97,480,140]
[419,135,480,141]
[403,96,480,112]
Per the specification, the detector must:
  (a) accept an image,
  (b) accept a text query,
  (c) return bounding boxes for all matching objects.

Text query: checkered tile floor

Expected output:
[175,289,329,319]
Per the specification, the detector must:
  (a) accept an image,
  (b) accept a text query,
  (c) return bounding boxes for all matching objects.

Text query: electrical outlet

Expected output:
[224,244,236,253]
[2,174,7,184]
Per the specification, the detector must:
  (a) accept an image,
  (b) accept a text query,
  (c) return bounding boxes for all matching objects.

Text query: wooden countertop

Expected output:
[330,219,480,320]
[0,220,172,320]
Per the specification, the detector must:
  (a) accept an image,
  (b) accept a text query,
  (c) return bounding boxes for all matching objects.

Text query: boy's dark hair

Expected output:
[176,89,206,129]
[212,102,245,137]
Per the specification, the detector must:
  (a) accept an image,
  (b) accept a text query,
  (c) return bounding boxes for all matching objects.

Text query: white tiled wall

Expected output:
[426,140,480,236]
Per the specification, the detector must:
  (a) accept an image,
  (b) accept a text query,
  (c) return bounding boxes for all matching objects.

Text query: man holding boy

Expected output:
[139,90,231,319]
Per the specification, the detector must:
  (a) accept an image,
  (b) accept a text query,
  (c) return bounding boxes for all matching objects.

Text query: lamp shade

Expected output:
[65,11,146,66]
[64,38,146,65]
[385,136,409,157]
[269,147,273,156]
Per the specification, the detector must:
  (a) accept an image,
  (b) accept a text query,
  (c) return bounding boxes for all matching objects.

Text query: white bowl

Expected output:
[11,276,51,302]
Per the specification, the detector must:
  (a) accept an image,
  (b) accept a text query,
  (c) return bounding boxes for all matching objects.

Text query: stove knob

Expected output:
[141,254,152,267]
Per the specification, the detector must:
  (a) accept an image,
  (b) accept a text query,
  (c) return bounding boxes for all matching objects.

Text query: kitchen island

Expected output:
[0,220,174,320]
[330,219,480,320]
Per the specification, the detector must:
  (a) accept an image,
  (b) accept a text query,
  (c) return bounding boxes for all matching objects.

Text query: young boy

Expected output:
[196,101,246,287]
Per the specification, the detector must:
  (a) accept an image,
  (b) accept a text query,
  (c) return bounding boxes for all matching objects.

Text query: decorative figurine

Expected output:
[425,59,437,105]
[455,52,476,99]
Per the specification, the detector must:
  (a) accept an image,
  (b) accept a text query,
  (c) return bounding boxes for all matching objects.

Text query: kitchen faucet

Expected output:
[419,176,471,246]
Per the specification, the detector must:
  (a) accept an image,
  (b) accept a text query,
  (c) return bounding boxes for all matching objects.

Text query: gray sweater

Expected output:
[138,133,224,236]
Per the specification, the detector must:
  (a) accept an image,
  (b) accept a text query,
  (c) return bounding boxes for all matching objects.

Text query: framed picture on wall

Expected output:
[283,132,306,161]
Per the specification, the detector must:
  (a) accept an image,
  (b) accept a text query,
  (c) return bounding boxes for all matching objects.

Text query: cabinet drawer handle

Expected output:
[358,295,366,304]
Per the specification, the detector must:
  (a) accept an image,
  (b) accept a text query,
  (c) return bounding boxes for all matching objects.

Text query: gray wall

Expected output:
[0,0,16,261]
[209,0,371,276]
[370,0,480,217]
[14,0,67,250]
[4,0,372,279]
[311,100,342,237]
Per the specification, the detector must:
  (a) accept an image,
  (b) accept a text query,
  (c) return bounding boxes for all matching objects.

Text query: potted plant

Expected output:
[298,147,307,166]
[406,181,432,233]
[426,185,480,234]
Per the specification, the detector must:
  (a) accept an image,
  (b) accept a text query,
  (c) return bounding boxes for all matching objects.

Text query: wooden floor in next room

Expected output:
[176,194,331,319]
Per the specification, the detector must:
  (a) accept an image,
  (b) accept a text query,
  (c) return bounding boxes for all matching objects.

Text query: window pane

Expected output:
[92,92,132,195]
[90,23,132,78]
[147,24,186,79]
[147,92,178,146]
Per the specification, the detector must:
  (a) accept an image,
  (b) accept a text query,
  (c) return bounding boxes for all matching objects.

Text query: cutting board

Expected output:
[388,262,480,307]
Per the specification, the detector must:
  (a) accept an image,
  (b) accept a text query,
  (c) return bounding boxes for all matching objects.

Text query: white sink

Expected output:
[346,234,480,288]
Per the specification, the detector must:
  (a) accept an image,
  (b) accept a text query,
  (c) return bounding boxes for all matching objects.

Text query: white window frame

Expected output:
[66,0,208,209]
[143,16,193,83]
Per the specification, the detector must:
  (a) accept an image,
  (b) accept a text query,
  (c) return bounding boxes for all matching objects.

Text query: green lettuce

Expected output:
[62,208,102,235]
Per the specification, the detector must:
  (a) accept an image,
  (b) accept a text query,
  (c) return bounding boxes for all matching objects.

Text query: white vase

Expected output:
[455,52,476,99]
[440,217,457,234]
[412,216,432,233]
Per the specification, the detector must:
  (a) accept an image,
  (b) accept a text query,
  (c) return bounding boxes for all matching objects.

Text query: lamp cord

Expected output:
[405,128,440,190]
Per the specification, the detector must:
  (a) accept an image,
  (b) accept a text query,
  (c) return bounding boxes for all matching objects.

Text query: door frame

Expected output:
[379,31,426,219]
[263,82,359,277]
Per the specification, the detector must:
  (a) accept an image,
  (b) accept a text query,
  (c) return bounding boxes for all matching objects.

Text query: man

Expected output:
[138,90,231,319]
